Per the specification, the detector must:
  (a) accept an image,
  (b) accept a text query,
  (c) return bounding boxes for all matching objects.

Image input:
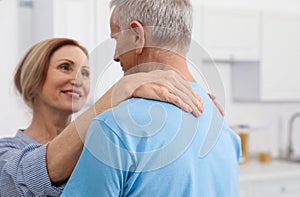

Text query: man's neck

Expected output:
[127,48,196,82]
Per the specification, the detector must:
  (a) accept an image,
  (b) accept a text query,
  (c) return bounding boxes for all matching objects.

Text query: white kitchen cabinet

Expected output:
[260,11,300,101]
[254,178,300,197]
[239,182,254,197]
[240,161,300,197]
[201,7,260,61]
[241,177,300,197]
[232,11,300,101]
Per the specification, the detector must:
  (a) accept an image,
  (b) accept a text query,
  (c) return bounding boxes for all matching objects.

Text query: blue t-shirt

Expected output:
[62,83,241,197]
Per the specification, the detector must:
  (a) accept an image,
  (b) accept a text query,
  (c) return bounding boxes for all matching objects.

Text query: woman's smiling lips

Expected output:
[61,89,83,99]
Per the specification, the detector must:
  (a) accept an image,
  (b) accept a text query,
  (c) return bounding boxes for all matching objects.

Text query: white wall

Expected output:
[202,0,300,11]
[0,0,31,137]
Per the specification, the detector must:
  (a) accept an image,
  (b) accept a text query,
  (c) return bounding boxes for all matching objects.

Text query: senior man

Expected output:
[62,0,241,196]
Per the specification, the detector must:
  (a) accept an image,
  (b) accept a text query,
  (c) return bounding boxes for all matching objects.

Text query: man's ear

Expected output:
[130,21,145,55]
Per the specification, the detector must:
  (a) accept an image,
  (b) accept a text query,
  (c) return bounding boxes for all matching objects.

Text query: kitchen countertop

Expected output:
[239,160,300,182]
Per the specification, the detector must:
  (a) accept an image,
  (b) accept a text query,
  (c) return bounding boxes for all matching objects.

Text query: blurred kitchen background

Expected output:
[1,0,300,196]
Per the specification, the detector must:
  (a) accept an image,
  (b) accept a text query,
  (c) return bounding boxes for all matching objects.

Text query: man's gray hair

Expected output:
[110,0,193,54]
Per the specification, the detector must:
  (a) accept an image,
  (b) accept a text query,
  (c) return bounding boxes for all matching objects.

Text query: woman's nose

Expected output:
[113,51,120,62]
[70,72,83,87]
[70,79,82,87]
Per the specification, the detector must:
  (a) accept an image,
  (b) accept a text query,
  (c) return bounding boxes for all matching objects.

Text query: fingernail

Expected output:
[199,107,204,114]
[196,110,201,117]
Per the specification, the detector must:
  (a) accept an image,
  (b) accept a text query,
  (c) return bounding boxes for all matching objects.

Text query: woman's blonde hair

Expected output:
[14,38,88,108]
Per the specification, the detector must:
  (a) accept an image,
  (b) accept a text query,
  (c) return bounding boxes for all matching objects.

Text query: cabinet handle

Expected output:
[19,0,33,8]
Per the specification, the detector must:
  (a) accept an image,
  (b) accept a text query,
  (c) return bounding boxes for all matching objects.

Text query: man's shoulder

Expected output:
[96,98,181,125]
[93,83,212,131]
[92,97,186,141]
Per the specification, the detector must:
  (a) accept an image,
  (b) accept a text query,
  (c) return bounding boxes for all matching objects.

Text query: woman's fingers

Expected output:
[208,93,224,116]
[150,70,203,117]
[133,82,202,117]
[114,69,204,117]
[133,84,193,112]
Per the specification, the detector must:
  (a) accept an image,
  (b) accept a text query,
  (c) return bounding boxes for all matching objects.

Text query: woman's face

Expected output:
[36,45,90,114]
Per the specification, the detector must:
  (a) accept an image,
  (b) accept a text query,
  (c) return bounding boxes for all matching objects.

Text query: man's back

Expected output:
[62,83,241,197]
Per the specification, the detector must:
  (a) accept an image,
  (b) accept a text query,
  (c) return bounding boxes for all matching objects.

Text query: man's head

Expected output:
[109,0,193,73]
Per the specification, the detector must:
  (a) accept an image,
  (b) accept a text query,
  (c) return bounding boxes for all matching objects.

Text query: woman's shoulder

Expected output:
[0,130,35,149]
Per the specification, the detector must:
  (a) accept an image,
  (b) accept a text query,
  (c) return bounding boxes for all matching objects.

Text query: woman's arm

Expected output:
[0,141,63,196]
[46,87,113,184]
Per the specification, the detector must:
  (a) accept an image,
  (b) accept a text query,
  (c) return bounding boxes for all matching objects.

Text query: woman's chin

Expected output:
[70,100,87,113]
[71,105,84,113]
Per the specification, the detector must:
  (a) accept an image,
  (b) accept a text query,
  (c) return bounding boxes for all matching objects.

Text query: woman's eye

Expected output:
[81,69,90,78]
[58,63,71,71]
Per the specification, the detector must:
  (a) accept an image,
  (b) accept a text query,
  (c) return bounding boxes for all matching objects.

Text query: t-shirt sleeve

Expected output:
[0,142,64,196]
[62,119,132,197]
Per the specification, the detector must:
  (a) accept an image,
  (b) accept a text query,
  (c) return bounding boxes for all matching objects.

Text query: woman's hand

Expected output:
[208,93,224,116]
[112,69,203,117]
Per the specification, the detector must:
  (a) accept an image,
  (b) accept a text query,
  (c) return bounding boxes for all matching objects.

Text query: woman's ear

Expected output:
[130,21,145,55]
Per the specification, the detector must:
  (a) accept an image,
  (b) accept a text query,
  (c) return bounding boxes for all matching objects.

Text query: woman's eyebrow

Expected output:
[56,59,75,64]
